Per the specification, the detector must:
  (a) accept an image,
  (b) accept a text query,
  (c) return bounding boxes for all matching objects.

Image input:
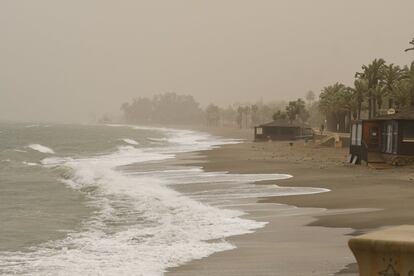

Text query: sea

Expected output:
[0,122,327,275]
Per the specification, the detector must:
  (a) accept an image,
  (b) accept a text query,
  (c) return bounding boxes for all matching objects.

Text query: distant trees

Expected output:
[120,93,294,128]
[121,92,203,125]
[270,98,309,124]
[203,102,288,129]
[305,90,316,104]
[205,104,220,127]
[286,99,309,122]
[272,110,287,121]
[250,104,260,126]
[204,99,314,129]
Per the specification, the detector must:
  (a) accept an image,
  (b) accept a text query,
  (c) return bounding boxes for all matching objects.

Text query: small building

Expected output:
[350,109,414,165]
[254,120,314,141]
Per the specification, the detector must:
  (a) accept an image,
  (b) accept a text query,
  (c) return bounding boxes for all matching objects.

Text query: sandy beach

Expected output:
[168,127,414,275]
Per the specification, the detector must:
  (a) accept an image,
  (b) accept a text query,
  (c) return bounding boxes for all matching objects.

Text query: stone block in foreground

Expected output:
[349,225,414,275]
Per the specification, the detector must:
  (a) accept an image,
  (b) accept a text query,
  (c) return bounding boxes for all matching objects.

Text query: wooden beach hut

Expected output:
[254,120,313,141]
[349,109,414,165]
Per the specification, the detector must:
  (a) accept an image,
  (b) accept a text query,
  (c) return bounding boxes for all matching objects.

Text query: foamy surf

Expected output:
[22,161,38,166]
[121,138,140,145]
[0,126,328,276]
[27,144,55,154]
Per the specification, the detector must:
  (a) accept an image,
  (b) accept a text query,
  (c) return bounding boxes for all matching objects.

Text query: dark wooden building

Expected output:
[350,109,414,165]
[254,120,313,141]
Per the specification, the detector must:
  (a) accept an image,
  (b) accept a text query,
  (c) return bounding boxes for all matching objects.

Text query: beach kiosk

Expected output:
[254,120,313,141]
[349,108,414,165]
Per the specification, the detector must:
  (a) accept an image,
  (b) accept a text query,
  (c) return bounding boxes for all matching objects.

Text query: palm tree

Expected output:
[236,107,243,128]
[372,85,387,111]
[405,38,414,52]
[341,87,359,127]
[243,106,251,128]
[272,110,287,121]
[355,58,386,118]
[205,104,220,127]
[251,104,259,126]
[305,90,316,104]
[392,81,411,108]
[391,62,414,108]
[352,78,368,119]
[402,61,414,107]
[319,83,349,131]
[381,64,404,109]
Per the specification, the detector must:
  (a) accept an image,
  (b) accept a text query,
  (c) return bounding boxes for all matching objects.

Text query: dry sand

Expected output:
[167,127,414,275]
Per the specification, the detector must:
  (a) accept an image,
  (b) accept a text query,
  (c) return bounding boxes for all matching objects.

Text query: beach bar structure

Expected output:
[254,120,313,141]
[349,109,414,165]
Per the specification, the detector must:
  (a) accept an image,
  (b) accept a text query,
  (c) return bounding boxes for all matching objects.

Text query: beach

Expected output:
[168,128,414,275]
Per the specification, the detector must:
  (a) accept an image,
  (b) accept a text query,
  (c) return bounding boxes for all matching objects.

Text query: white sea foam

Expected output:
[147,137,168,143]
[121,138,140,145]
[14,149,27,153]
[22,161,38,166]
[27,144,55,154]
[0,126,328,275]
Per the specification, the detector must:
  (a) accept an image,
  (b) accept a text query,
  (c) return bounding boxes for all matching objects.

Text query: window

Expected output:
[351,123,362,146]
[393,123,398,153]
[386,124,393,153]
[256,128,263,135]
[356,124,362,145]
[403,123,414,142]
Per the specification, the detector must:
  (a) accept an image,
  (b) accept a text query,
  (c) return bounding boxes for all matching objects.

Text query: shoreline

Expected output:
[168,127,414,275]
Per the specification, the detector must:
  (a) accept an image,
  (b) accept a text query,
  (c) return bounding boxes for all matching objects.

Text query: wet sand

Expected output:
[168,127,414,275]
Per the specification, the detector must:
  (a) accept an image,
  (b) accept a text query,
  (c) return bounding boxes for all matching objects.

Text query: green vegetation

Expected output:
[120,92,288,128]
[121,92,204,125]
[315,39,414,132]
[316,60,414,132]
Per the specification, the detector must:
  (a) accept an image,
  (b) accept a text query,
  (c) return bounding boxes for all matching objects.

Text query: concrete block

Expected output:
[349,225,414,275]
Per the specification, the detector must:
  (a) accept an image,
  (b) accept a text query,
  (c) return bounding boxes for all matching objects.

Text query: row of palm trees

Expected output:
[319,59,414,131]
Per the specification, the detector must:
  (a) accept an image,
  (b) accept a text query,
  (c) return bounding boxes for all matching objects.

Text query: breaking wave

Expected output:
[121,138,140,145]
[27,144,55,154]
[0,126,328,275]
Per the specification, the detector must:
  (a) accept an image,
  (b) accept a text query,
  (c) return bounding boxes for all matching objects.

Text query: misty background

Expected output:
[1,0,414,123]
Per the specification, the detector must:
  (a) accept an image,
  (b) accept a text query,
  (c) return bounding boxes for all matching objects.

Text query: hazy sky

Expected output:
[1,0,414,122]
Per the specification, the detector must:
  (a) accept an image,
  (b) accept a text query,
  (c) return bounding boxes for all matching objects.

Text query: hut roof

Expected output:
[258,120,311,128]
[375,108,414,120]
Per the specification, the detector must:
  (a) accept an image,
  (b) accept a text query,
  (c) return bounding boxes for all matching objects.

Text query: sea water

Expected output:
[0,122,327,275]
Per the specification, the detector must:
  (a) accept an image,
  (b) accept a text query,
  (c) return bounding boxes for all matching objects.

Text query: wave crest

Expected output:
[27,144,55,154]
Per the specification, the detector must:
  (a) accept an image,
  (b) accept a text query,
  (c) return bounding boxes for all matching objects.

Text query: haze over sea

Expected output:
[0,123,326,275]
